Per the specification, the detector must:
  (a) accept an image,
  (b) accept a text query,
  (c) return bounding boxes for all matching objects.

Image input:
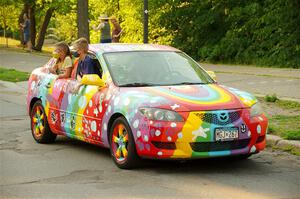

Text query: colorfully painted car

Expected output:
[27,44,268,169]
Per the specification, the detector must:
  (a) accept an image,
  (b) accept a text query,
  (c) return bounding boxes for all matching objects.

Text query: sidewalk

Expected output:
[0,48,49,73]
[201,63,300,79]
[0,80,27,118]
[200,63,300,100]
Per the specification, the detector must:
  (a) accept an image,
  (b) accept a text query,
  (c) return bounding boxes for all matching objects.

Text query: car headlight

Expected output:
[139,108,183,122]
[250,102,263,117]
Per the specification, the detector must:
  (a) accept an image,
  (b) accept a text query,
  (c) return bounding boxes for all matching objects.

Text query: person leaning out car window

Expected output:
[72,37,101,81]
[49,42,73,79]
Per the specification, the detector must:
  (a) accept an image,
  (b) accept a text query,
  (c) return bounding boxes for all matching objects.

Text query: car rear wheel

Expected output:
[30,101,56,143]
[109,117,140,169]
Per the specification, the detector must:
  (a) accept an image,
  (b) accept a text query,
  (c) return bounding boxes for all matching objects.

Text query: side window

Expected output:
[88,53,103,78]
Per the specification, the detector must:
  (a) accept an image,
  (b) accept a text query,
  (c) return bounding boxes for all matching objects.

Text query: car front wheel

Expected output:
[30,100,57,143]
[109,117,140,169]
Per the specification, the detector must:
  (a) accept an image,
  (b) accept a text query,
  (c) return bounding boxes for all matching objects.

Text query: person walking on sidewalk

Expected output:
[110,16,123,43]
[20,13,32,52]
[92,14,112,43]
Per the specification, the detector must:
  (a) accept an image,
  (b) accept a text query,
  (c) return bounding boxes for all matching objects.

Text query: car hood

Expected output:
[119,84,257,112]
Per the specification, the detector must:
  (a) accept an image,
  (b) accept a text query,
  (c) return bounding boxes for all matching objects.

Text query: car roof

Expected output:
[88,43,181,54]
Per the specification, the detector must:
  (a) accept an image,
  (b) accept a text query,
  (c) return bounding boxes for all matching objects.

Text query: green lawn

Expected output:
[275,100,300,110]
[0,37,54,54]
[268,115,300,140]
[0,67,30,82]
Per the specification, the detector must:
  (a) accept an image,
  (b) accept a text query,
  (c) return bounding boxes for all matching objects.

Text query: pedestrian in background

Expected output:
[20,13,32,52]
[92,14,112,43]
[110,16,123,43]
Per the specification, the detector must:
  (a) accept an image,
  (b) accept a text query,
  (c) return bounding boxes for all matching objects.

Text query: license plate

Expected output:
[215,127,239,141]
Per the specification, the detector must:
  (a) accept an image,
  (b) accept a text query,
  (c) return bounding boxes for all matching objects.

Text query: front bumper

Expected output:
[134,109,268,159]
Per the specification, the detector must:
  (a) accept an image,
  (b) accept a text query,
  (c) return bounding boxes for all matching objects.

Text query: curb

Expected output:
[266,134,300,155]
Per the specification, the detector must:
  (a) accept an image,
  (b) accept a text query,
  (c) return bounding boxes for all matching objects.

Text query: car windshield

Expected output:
[103,51,214,87]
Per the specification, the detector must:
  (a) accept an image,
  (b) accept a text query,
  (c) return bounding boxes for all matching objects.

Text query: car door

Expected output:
[57,55,108,144]
[46,78,70,134]
[68,83,108,144]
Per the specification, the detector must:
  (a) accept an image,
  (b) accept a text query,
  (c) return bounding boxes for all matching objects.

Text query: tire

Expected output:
[109,117,140,169]
[30,100,57,143]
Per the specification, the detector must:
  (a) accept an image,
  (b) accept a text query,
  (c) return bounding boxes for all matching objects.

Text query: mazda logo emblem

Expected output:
[218,112,229,122]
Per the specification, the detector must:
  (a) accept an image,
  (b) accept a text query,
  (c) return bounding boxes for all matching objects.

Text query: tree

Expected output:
[77,0,89,42]
[0,0,21,47]
[35,7,54,50]
[18,0,75,51]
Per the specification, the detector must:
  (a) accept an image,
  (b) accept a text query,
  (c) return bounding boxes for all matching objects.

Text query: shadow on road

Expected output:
[51,135,273,174]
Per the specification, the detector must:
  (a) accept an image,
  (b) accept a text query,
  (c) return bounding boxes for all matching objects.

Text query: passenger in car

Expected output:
[49,42,73,78]
[72,37,101,81]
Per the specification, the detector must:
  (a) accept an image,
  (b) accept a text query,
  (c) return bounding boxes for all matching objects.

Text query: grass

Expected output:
[259,96,300,141]
[276,100,300,110]
[0,36,54,54]
[258,96,300,110]
[272,145,300,156]
[268,115,300,140]
[0,67,30,82]
[0,37,20,46]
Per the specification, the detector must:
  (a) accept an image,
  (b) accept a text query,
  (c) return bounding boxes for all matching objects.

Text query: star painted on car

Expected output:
[192,126,209,141]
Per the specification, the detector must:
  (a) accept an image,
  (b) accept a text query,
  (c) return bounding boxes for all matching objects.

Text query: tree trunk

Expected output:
[34,8,54,51]
[77,0,89,42]
[4,23,8,47]
[29,6,36,47]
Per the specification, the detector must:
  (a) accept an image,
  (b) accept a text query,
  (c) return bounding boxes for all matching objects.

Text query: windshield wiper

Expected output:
[169,82,206,86]
[119,83,159,87]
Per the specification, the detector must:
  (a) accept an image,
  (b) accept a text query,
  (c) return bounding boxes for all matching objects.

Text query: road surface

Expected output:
[0,48,300,199]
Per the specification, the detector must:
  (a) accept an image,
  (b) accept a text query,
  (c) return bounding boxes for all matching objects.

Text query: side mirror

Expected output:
[206,71,216,81]
[81,74,105,87]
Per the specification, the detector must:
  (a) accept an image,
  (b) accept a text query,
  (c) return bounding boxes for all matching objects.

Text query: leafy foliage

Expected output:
[0,0,22,42]
[1,0,299,67]
[265,94,278,102]
[155,0,300,68]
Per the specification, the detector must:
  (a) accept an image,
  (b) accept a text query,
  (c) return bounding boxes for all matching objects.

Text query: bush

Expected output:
[156,0,300,68]
[265,94,279,102]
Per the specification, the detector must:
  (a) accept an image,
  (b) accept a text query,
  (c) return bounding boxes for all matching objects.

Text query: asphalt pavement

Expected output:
[1,48,300,199]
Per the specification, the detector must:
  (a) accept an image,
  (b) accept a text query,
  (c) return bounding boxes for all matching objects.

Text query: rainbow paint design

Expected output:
[27,44,268,168]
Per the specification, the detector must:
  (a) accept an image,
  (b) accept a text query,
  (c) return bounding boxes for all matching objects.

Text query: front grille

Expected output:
[194,111,241,125]
[190,139,250,152]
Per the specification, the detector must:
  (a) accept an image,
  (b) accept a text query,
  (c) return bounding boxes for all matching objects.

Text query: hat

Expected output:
[98,14,110,20]
[110,16,117,20]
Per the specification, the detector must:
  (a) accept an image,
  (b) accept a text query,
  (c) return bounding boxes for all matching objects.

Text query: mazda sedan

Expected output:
[27,44,268,169]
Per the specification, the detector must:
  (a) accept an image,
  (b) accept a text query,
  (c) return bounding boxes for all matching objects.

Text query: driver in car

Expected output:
[71,37,101,93]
